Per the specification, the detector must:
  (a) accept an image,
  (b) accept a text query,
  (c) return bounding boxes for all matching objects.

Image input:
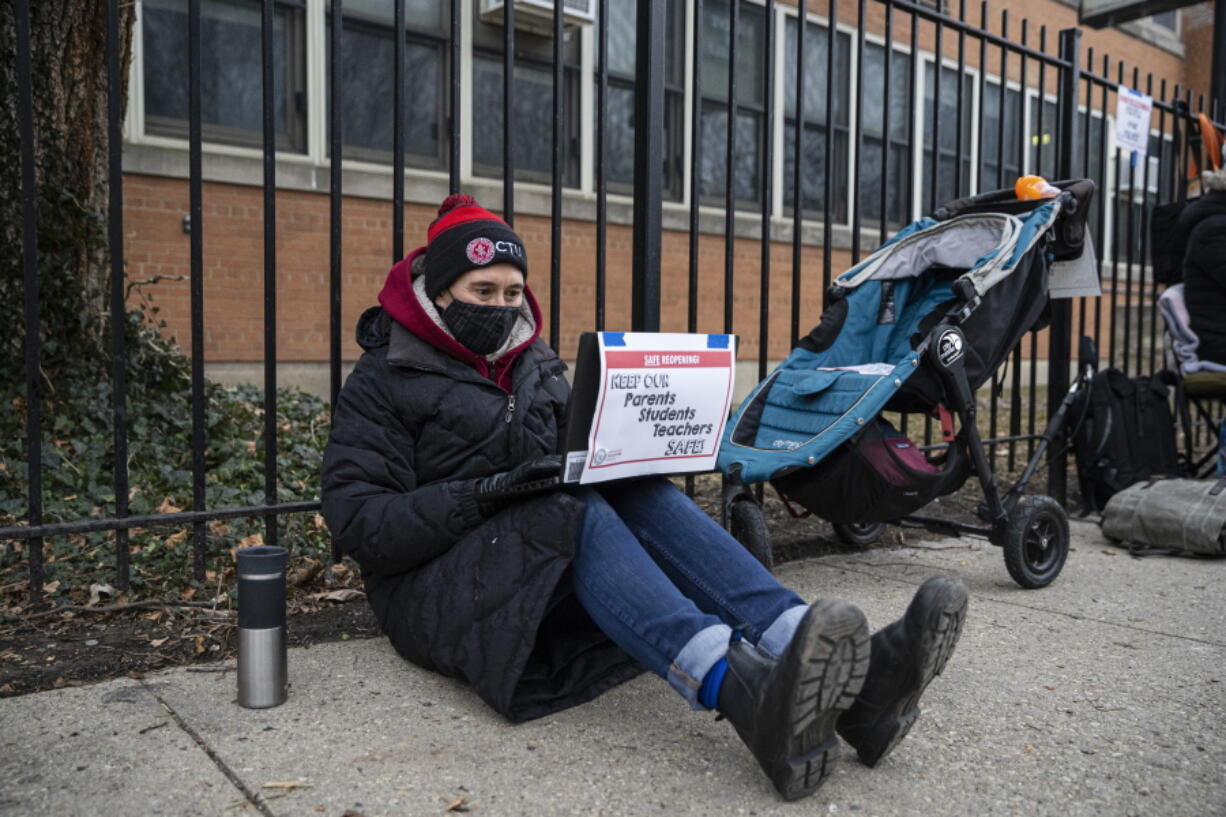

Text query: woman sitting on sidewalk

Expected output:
[321,194,969,801]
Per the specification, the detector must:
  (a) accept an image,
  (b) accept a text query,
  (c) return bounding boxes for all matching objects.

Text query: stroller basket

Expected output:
[772,417,971,524]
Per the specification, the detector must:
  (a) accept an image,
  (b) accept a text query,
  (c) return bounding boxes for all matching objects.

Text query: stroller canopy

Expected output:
[837,206,1058,293]
[718,202,1060,484]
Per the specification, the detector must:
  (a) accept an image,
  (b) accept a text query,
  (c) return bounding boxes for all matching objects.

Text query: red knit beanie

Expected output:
[422,195,528,299]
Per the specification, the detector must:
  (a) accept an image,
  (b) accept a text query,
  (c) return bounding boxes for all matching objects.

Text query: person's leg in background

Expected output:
[1218,416,1225,475]
[570,485,869,800]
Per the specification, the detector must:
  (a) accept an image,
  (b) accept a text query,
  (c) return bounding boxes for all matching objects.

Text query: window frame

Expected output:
[919,55,980,214]
[139,0,311,154]
[323,2,451,170]
[599,0,686,201]
[696,0,771,211]
[777,5,854,224]
[978,76,1025,196]
[854,35,917,232]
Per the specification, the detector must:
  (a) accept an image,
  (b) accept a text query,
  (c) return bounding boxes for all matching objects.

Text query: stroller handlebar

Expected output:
[933,179,1097,263]
[933,178,1095,221]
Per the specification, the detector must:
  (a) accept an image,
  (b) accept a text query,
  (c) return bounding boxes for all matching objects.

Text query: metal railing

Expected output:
[5,0,1223,599]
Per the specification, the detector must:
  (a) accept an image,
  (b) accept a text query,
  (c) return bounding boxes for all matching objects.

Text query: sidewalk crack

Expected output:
[140,680,276,817]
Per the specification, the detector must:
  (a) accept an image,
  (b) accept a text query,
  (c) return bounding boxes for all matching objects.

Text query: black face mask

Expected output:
[441,300,520,355]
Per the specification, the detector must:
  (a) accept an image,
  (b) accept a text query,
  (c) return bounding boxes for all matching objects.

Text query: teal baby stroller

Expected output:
[718,181,1097,589]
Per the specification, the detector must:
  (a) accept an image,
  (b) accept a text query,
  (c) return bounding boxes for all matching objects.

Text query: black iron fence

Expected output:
[5,0,1223,598]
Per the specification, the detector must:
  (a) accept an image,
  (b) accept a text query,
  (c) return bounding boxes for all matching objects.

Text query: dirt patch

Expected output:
[0,599,379,698]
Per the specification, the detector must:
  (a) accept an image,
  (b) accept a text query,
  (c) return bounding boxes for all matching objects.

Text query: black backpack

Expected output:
[1071,369,1182,514]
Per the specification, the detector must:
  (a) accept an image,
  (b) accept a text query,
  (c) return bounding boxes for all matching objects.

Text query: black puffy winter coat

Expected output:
[322,274,640,722]
[1177,187,1226,365]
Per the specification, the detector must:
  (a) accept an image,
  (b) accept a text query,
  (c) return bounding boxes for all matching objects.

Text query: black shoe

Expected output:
[717,599,870,801]
[836,576,968,767]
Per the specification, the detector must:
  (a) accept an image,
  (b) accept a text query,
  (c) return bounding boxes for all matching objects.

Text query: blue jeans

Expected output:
[570,477,807,709]
[1218,418,1225,476]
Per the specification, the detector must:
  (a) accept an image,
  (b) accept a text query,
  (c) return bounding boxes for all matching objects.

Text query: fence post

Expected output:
[1048,27,1082,506]
[631,0,664,332]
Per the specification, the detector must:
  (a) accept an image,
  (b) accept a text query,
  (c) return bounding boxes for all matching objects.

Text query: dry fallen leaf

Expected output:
[42,580,61,594]
[157,496,183,514]
[315,589,365,603]
[262,781,312,791]
[149,637,168,647]
[237,533,264,552]
[193,635,206,655]
[444,796,469,813]
[88,583,115,606]
[165,530,189,549]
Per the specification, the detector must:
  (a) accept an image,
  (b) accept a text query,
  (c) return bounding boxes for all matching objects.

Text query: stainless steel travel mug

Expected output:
[236,545,288,708]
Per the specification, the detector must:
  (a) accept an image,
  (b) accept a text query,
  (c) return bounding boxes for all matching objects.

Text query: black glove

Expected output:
[472,455,563,517]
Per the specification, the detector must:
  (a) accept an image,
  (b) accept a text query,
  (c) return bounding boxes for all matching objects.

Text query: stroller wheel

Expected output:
[729,498,773,570]
[1003,495,1069,589]
[832,521,887,547]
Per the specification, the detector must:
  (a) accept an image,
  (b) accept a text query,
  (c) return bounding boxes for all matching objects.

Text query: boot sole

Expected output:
[775,600,870,801]
[849,580,967,768]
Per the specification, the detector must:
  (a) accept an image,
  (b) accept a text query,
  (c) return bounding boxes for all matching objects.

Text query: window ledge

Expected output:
[1052,0,1184,57]
[1117,20,1185,58]
[122,138,864,251]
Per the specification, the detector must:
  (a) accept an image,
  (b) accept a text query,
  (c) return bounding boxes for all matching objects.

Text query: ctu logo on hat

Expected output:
[466,237,496,266]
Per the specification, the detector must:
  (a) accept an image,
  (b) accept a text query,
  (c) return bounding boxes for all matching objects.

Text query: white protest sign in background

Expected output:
[1114,86,1153,157]
[577,332,736,485]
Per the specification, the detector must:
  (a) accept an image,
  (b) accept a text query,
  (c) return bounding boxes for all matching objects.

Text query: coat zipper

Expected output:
[504,394,517,424]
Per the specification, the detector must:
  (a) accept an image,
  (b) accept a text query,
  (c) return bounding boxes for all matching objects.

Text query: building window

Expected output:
[781,15,851,222]
[921,62,974,211]
[600,0,685,200]
[1028,96,1060,181]
[1079,111,1107,246]
[1149,10,1178,32]
[980,80,1022,194]
[326,0,448,169]
[142,0,308,152]
[699,0,767,208]
[472,18,581,188]
[859,42,912,229]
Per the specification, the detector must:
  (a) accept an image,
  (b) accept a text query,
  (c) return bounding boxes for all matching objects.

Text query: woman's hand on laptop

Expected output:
[473,455,564,516]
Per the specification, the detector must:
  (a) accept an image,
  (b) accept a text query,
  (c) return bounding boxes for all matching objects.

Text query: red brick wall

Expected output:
[124,174,863,362]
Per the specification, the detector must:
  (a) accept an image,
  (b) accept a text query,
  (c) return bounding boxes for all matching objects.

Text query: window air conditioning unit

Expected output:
[480,0,596,36]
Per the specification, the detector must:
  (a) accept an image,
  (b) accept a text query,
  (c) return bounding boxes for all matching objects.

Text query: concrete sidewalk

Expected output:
[2,519,1223,817]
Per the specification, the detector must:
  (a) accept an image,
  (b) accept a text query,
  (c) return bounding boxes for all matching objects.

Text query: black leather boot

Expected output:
[836,576,968,767]
[717,599,870,801]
